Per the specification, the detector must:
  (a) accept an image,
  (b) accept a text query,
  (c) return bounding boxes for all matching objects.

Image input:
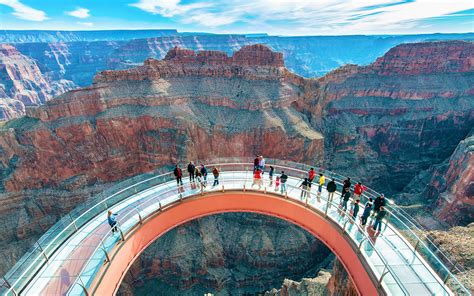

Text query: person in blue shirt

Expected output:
[361,198,373,225]
[352,200,360,220]
[107,210,118,233]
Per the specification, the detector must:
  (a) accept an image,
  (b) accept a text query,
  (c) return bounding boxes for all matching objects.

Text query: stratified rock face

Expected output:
[311,41,474,194]
[0,44,322,192]
[0,44,76,120]
[15,41,124,86]
[118,213,332,295]
[423,129,473,225]
[325,259,357,296]
[369,41,473,75]
[264,271,331,296]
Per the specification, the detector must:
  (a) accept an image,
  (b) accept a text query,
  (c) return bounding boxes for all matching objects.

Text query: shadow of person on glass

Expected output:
[59,268,71,295]
[364,225,381,257]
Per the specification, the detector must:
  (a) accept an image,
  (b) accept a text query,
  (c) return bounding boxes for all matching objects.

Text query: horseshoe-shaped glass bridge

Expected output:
[1,158,470,295]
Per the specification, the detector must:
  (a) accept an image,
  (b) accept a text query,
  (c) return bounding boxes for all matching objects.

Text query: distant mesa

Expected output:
[94,44,286,83]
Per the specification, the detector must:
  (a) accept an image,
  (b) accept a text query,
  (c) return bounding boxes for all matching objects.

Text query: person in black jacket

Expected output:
[372,194,386,217]
[373,206,386,232]
[187,162,195,182]
[173,164,183,186]
[342,177,351,198]
[341,187,351,211]
[326,179,337,204]
[280,171,288,194]
[300,178,310,200]
[200,164,208,185]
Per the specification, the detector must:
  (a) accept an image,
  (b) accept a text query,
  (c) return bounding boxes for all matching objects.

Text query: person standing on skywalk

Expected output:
[187,161,196,182]
[173,164,183,186]
[326,178,337,205]
[280,171,288,194]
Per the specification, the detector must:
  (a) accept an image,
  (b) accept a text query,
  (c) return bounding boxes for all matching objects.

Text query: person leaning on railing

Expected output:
[372,194,386,217]
[107,210,118,233]
[372,206,386,232]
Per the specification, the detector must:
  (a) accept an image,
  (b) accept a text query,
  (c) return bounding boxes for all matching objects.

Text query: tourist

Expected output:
[372,206,386,232]
[353,182,367,202]
[252,168,262,189]
[318,173,325,196]
[274,176,280,192]
[280,171,288,194]
[326,178,337,204]
[194,166,200,183]
[187,161,195,182]
[268,166,275,186]
[253,155,260,172]
[107,210,118,233]
[212,167,220,186]
[200,164,208,186]
[372,194,386,217]
[308,168,316,189]
[352,200,360,220]
[196,171,205,190]
[300,178,310,200]
[259,155,266,174]
[342,177,351,197]
[341,188,351,211]
[173,164,183,186]
[361,198,373,226]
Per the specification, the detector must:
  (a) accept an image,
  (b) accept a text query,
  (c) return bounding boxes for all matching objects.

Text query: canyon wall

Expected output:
[2,32,473,119]
[118,213,332,295]
[0,44,75,119]
[309,41,474,197]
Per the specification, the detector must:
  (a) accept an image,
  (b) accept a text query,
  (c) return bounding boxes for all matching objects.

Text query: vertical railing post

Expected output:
[118,226,125,241]
[78,277,89,296]
[101,243,110,263]
[324,199,330,216]
[377,266,389,287]
[69,213,78,231]
[135,208,142,224]
[36,242,49,262]
[3,277,17,296]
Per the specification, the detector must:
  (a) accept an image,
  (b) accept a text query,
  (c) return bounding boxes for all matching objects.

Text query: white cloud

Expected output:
[77,22,93,27]
[66,7,90,19]
[130,0,212,17]
[129,0,474,34]
[0,0,48,21]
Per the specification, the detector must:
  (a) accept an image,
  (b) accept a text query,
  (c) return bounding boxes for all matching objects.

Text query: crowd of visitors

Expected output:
[109,157,389,234]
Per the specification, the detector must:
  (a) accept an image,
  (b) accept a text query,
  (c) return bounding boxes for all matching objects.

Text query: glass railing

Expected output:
[2,158,470,296]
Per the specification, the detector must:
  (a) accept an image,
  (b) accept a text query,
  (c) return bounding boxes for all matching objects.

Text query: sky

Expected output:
[0,0,472,35]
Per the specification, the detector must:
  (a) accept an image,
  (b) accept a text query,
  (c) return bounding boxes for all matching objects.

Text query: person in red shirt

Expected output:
[252,168,263,189]
[353,182,367,201]
[308,168,316,190]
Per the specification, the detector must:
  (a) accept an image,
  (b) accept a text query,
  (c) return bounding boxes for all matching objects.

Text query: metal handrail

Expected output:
[3,159,469,295]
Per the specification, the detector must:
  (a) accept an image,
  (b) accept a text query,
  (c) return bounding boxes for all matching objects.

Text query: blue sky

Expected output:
[0,0,472,35]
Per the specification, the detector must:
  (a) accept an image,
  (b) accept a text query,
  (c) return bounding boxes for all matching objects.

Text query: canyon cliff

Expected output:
[2,32,473,120]
[118,213,332,295]
[0,44,75,119]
